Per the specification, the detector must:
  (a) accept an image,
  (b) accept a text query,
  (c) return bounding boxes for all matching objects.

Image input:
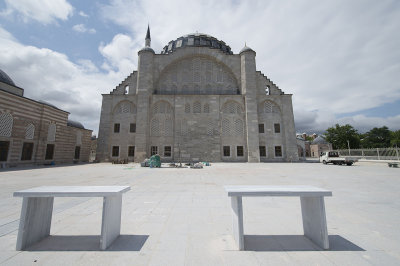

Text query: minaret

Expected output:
[145,25,151,47]
[135,25,154,161]
[240,44,260,162]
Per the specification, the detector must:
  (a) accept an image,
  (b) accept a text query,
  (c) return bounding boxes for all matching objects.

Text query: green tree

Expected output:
[305,135,314,142]
[390,130,400,147]
[325,124,360,150]
[361,126,391,148]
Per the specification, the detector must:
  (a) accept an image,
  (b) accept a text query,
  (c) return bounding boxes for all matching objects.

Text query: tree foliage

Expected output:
[361,126,391,148]
[323,124,400,149]
[391,130,400,147]
[324,124,360,150]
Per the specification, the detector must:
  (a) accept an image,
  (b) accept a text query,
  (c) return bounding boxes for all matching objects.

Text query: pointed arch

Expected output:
[153,100,173,114]
[221,101,243,114]
[258,100,281,114]
[156,55,239,95]
[113,100,137,114]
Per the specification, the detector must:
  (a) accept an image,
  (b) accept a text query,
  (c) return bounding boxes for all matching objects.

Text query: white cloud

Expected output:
[0,26,125,135]
[100,0,400,132]
[1,0,400,136]
[72,24,96,34]
[294,109,400,134]
[98,34,139,75]
[79,11,89,18]
[1,0,73,24]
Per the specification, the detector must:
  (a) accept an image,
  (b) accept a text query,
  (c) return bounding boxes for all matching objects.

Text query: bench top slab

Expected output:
[224,185,332,197]
[13,186,131,197]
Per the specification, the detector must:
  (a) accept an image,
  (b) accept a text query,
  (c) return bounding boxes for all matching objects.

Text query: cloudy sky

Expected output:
[0,0,399,135]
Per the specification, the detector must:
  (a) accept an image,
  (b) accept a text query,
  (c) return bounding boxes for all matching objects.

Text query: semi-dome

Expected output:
[0,69,16,86]
[67,119,85,129]
[161,33,233,55]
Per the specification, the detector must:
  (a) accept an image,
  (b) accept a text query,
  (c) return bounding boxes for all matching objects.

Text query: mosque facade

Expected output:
[97,27,299,163]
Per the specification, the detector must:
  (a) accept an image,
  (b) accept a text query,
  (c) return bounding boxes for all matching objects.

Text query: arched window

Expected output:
[265,85,270,95]
[114,101,136,114]
[153,101,173,114]
[234,119,244,136]
[207,120,214,136]
[158,57,238,95]
[203,103,210,113]
[259,100,280,114]
[222,101,243,114]
[0,112,13,137]
[47,123,56,142]
[222,119,230,136]
[25,123,35,139]
[185,103,190,113]
[193,101,201,113]
[151,118,160,136]
[124,85,129,94]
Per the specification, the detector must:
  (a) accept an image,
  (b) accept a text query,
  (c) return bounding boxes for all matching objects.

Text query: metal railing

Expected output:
[333,148,400,161]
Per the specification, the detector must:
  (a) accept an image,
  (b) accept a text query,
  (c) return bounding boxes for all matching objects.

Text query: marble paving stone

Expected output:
[0,162,399,265]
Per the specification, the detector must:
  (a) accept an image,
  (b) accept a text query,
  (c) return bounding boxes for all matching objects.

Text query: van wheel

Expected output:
[323,160,327,164]
[347,162,353,166]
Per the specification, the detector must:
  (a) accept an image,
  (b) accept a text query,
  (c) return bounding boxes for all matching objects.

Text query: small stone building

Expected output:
[310,136,332,157]
[97,27,299,163]
[0,69,92,167]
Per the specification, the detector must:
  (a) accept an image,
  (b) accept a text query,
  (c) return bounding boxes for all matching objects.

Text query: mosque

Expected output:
[97,27,299,163]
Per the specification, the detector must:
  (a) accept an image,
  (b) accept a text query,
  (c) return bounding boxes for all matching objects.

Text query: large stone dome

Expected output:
[161,33,233,55]
[0,69,16,86]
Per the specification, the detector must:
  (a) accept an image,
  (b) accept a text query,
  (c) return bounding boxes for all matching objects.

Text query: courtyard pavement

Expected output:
[0,162,399,265]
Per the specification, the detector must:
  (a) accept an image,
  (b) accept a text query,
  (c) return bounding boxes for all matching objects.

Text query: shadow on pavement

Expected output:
[244,235,364,252]
[26,235,149,251]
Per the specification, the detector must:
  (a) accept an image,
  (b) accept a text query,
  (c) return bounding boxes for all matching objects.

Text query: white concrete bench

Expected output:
[225,185,332,250]
[13,186,130,250]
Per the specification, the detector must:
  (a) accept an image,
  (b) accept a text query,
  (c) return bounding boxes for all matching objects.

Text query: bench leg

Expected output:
[231,196,244,250]
[100,195,122,250]
[300,196,329,249]
[16,197,54,250]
